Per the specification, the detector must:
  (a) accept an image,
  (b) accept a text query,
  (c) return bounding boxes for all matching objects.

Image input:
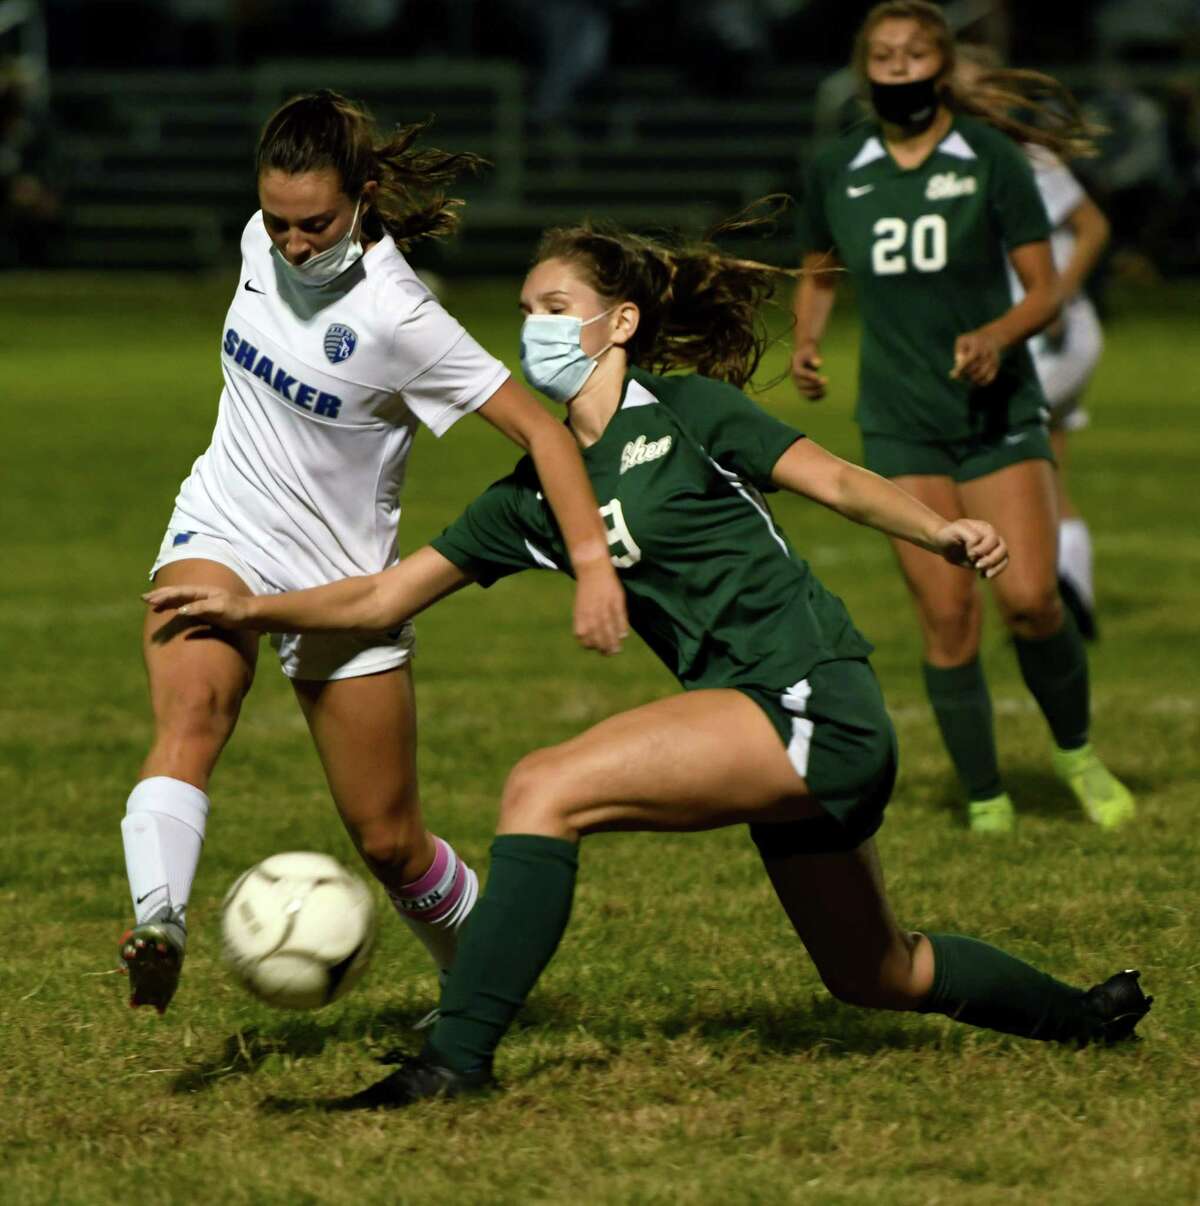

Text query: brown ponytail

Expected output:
[255,90,486,251]
[534,201,797,389]
[853,2,1100,158]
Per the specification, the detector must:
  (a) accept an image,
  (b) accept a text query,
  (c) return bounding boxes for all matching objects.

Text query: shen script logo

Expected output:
[926,171,977,200]
[620,434,672,474]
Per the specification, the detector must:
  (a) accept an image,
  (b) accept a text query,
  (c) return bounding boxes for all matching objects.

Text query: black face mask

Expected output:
[870,76,941,131]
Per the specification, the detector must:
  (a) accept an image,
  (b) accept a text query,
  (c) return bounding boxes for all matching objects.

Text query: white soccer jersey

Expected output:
[1009,148,1103,408]
[171,214,510,590]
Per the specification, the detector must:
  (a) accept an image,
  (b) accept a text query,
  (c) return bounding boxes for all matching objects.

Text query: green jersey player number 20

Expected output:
[792,0,1134,836]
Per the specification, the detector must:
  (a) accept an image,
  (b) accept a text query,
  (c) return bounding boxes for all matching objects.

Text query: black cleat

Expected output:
[326,1054,494,1111]
[1058,576,1098,641]
[119,906,186,1014]
[1081,969,1152,1044]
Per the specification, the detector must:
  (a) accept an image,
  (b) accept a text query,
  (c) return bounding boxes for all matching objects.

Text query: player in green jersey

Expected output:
[146,218,1151,1107]
[792,1,1132,834]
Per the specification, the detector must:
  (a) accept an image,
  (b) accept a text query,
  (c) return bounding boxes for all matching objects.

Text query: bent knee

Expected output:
[919,599,982,660]
[152,680,247,749]
[498,749,577,835]
[1000,588,1063,636]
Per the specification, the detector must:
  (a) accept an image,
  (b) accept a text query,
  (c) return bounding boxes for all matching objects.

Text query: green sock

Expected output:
[424,834,579,1077]
[920,932,1089,1042]
[1013,618,1090,750]
[922,660,1003,801]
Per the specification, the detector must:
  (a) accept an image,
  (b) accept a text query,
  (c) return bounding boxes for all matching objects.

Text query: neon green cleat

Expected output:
[967,792,1015,834]
[1052,743,1135,829]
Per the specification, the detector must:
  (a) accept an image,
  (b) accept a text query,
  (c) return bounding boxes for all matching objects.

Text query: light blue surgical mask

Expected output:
[520,307,616,403]
[270,198,364,288]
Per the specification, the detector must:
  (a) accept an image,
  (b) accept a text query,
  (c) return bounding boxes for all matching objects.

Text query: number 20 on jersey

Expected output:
[871,214,948,276]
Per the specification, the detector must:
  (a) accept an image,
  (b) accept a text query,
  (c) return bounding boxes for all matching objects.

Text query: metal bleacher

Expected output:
[48,60,820,274]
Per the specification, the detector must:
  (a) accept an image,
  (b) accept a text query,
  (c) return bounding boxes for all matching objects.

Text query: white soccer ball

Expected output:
[221,851,377,1010]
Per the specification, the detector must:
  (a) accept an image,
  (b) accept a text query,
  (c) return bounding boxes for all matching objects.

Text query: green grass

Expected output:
[1,270,1197,1205]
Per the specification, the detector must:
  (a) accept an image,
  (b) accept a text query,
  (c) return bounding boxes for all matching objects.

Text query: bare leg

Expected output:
[758,838,934,1008]
[959,458,1061,640]
[293,666,473,973]
[122,558,259,1010]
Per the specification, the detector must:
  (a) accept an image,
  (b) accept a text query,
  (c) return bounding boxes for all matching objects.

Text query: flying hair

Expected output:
[853,1,1100,158]
[255,90,487,250]
[534,198,805,390]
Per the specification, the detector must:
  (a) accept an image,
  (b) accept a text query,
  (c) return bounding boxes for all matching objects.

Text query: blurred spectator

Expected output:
[0,59,61,268]
[1095,0,1200,62]
[1079,66,1175,273]
[507,0,615,135]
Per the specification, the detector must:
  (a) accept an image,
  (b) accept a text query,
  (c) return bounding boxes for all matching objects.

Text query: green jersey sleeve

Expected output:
[988,131,1051,249]
[429,459,554,587]
[796,153,835,254]
[653,372,805,489]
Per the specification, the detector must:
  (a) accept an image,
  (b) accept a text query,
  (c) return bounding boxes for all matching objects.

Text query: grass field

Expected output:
[2,269,1197,1205]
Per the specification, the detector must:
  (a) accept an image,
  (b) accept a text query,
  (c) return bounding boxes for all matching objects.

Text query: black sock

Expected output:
[424,834,579,1077]
[922,660,1003,800]
[920,932,1090,1042]
[1013,618,1090,750]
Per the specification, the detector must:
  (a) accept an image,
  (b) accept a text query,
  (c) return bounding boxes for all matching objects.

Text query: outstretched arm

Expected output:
[771,439,1008,577]
[143,546,473,633]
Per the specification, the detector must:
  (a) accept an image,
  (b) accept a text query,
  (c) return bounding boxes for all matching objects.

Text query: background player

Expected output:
[119,90,627,1013]
[790,1,1131,834]
[958,44,1111,639]
[146,220,1152,1105]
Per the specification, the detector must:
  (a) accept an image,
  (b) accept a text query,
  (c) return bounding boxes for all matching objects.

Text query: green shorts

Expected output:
[862,420,1054,483]
[739,658,898,855]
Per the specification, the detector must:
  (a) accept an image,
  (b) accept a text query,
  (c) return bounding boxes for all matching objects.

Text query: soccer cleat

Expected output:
[1058,576,1098,641]
[1080,969,1153,1045]
[327,1053,494,1111]
[119,906,186,1014]
[1052,744,1135,829]
[967,792,1015,834]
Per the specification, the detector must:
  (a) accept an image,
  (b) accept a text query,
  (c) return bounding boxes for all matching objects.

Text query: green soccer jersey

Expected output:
[798,115,1051,442]
[430,367,873,692]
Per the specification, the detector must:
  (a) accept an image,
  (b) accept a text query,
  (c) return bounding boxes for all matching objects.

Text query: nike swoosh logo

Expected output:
[1003,433,1028,446]
[847,184,874,198]
[135,892,155,904]
[244,280,265,294]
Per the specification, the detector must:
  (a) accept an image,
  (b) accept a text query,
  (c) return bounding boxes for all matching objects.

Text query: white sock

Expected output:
[121,776,209,927]
[386,836,479,974]
[1058,518,1095,609]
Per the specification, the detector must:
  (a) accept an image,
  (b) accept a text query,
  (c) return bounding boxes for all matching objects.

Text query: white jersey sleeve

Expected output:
[385,295,510,437]
[1026,146,1086,228]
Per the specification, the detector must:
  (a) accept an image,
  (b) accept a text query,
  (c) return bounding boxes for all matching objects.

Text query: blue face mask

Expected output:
[519,307,615,403]
[270,197,364,288]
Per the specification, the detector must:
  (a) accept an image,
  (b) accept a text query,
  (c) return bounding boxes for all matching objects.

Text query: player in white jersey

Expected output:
[959,46,1110,639]
[1017,148,1109,638]
[118,90,627,1013]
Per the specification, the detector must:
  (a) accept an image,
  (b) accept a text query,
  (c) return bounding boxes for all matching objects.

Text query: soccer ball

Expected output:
[221,851,377,1010]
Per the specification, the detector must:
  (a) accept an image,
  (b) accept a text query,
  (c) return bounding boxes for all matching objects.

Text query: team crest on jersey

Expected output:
[324,323,357,364]
[926,171,977,200]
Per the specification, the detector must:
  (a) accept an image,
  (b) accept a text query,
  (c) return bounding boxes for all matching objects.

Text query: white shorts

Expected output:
[150,523,415,682]
[1030,297,1102,431]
